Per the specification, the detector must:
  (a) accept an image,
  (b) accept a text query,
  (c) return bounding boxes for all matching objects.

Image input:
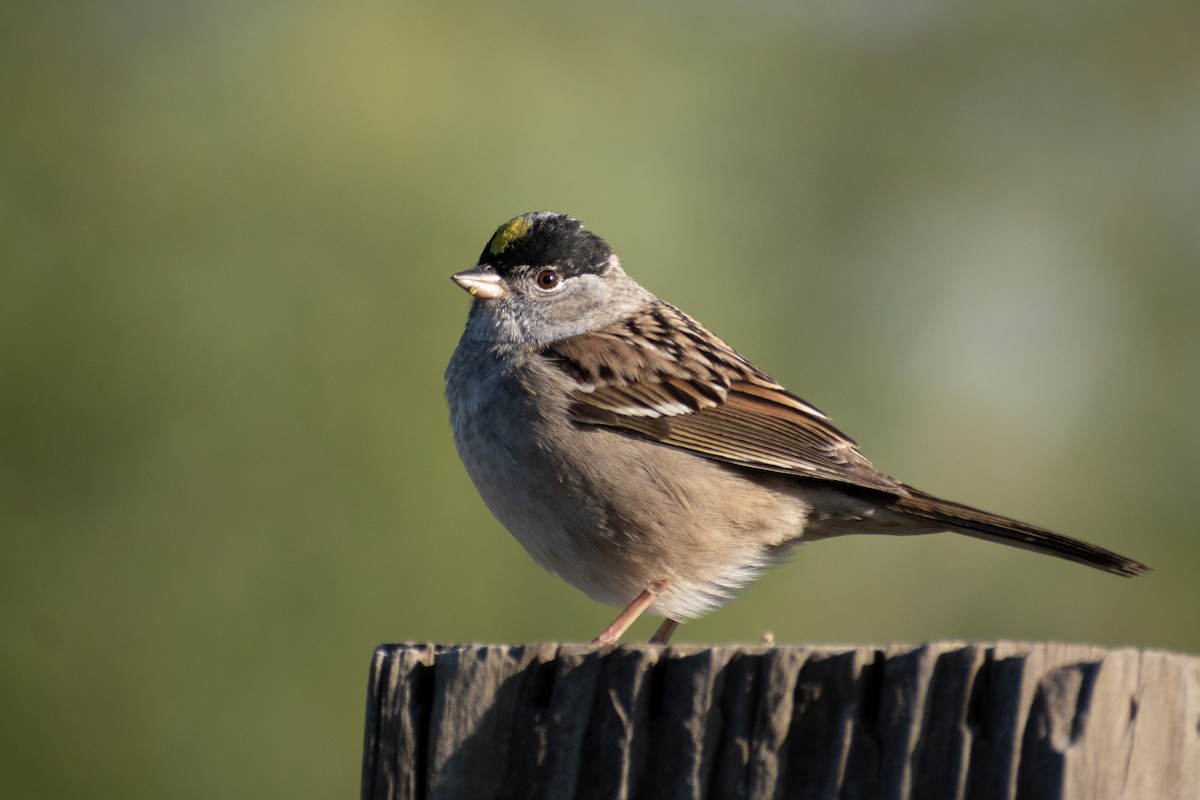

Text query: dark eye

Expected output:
[534,269,561,290]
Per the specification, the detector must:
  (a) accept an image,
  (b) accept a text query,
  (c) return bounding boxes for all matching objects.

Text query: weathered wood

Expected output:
[360,642,1200,800]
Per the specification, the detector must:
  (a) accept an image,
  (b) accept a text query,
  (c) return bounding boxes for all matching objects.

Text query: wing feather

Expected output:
[543,301,903,495]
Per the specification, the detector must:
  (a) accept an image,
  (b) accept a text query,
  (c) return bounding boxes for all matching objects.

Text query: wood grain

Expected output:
[361,642,1200,800]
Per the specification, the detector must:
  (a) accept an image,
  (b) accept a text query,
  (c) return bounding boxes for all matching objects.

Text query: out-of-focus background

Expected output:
[2,2,1197,797]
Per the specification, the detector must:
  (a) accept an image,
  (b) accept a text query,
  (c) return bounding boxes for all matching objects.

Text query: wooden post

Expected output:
[360,642,1200,800]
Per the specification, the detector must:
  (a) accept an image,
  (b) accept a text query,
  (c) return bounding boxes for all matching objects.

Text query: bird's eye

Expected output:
[534,269,561,290]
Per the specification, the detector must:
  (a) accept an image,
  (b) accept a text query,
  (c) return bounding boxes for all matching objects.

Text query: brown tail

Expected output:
[891,487,1150,577]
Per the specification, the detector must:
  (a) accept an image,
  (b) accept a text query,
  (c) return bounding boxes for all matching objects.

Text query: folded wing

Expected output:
[543,300,903,495]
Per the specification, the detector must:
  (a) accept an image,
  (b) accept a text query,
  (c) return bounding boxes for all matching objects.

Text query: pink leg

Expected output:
[592,580,670,645]
[649,618,679,644]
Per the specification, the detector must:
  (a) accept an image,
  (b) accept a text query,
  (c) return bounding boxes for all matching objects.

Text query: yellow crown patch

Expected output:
[488,217,532,256]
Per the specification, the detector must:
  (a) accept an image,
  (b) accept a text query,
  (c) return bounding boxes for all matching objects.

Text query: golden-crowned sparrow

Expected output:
[445,212,1149,645]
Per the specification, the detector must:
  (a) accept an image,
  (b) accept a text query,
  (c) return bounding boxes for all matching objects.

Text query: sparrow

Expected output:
[444,212,1149,645]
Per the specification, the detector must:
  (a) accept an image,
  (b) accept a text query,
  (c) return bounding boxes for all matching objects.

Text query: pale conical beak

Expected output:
[450,266,507,300]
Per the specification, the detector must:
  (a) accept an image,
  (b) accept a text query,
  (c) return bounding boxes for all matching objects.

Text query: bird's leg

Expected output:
[649,618,679,644]
[592,579,670,645]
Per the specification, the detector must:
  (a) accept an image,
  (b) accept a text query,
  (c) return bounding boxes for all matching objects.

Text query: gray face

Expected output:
[452,213,651,346]
[457,257,649,346]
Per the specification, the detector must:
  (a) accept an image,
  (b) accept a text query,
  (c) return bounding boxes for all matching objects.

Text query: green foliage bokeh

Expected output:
[2,2,1198,798]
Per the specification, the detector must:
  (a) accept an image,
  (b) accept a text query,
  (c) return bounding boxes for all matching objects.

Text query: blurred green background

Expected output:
[3,1,1198,797]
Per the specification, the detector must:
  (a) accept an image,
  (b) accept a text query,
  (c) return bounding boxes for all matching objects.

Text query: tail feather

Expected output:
[891,487,1150,577]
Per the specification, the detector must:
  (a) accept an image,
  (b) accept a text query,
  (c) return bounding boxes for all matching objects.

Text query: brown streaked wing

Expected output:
[542,301,904,495]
